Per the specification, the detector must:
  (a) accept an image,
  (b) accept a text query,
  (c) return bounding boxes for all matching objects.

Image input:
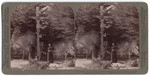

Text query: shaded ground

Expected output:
[11,59,139,70]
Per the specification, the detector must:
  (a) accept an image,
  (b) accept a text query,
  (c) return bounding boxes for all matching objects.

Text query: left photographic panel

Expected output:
[10,3,75,70]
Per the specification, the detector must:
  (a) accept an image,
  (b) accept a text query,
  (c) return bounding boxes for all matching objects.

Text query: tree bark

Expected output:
[86,52,88,59]
[36,7,41,61]
[99,5,105,58]
[28,46,31,60]
[128,51,131,60]
[22,50,24,60]
[92,50,94,59]
[47,51,49,62]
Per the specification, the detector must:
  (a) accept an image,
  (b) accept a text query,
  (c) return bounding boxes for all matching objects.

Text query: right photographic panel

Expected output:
[75,3,139,69]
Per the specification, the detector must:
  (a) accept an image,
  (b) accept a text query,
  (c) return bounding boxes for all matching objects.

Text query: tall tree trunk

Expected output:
[74,53,76,60]
[28,46,31,60]
[22,50,24,60]
[36,7,41,61]
[86,52,88,59]
[47,51,49,62]
[65,53,67,61]
[92,50,94,60]
[100,5,105,58]
[28,51,30,60]
[128,51,131,61]
[111,50,113,62]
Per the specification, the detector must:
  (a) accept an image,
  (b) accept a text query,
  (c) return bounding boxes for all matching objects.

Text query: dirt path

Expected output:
[11,59,93,69]
[11,59,139,70]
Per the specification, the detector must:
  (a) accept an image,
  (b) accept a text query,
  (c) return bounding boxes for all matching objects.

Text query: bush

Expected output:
[65,59,75,67]
[23,59,49,70]
[91,60,112,69]
[131,59,139,67]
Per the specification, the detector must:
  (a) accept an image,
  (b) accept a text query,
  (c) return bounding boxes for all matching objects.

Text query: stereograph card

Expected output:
[2,2,148,74]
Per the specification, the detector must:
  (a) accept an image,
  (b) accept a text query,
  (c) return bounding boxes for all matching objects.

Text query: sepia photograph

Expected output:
[10,3,140,70]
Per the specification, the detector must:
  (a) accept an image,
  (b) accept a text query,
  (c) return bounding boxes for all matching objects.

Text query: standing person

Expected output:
[112,48,117,63]
[47,44,53,63]
[111,43,117,63]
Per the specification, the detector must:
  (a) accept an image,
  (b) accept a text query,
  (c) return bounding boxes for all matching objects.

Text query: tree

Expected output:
[75,31,99,59]
[41,3,74,43]
[75,3,139,60]
[11,3,75,60]
[105,3,139,43]
[11,4,37,59]
[104,3,139,60]
[37,3,75,60]
[75,3,110,59]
